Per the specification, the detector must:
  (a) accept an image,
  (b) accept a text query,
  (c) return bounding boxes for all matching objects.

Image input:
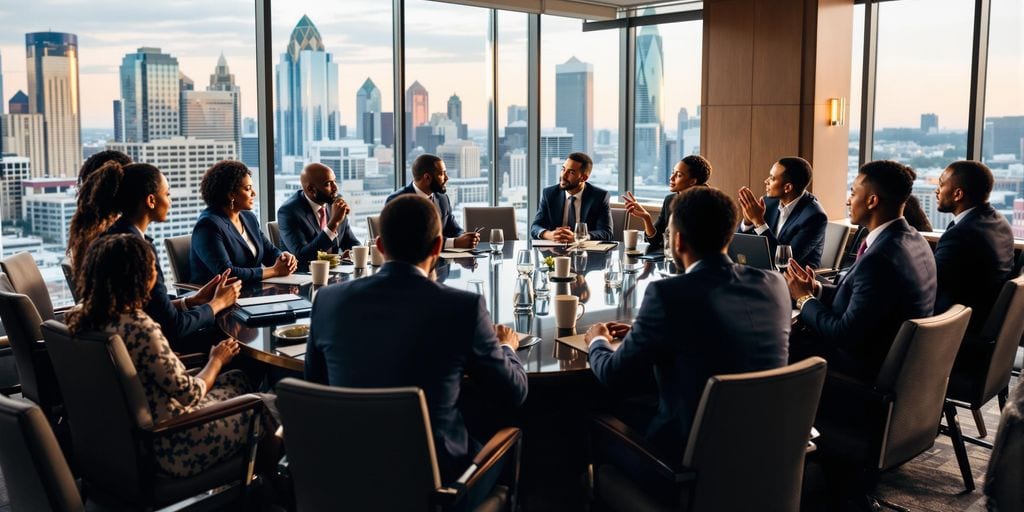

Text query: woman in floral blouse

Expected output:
[65,234,264,477]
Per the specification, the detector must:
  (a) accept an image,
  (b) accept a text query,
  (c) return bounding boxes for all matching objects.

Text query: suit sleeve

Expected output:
[589,284,666,389]
[191,219,263,285]
[304,304,328,384]
[786,210,828,268]
[932,230,968,314]
[258,227,283,268]
[338,218,361,251]
[278,204,334,263]
[799,256,898,352]
[588,190,614,241]
[144,278,214,345]
[465,295,528,406]
[442,198,465,239]
[531,190,552,239]
[646,195,673,247]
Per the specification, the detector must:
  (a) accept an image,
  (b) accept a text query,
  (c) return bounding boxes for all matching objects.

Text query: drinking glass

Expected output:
[663,231,672,259]
[574,222,589,245]
[515,249,535,275]
[604,258,623,289]
[490,228,505,253]
[775,245,793,272]
[466,279,484,295]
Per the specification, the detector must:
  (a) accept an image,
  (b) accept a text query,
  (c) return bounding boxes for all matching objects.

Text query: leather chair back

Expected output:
[60,262,78,303]
[276,378,441,512]
[610,208,627,242]
[41,320,153,503]
[821,222,853,271]
[0,252,56,321]
[267,221,283,251]
[367,215,381,241]
[985,379,1024,510]
[464,206,519,242]
[874,305,971,469]
[977,275,1024,404]
[0,277,60,409]
[682,357,827,512]
[163,235,193,285]
[0,395,83,512]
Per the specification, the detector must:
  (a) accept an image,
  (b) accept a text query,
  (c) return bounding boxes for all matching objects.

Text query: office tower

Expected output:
[181,90,236,142]
[243,117,257,135]
[119,47,181,142]
[448,93,467,139]
[306,140,376,182]
[405,81,429,136]
[507,105,527,125]
[0,157,30,222]
[596,129,612,146]
[276,15,341,162]
[1,113,45,177]
[661,139,678,184]
[240,134,260,168]
[437,140,481,179]
[0,51,4,115]
[540,127,574,185]
[356,78,381,143]
[920,113,938,133]
[509,148,527,188]
[986,116,1024,159]
[677,108,688,157]
[555,56,593,155]
[208,53,242,152]
[9,91,28,114]
[113,100,123,142]
[1013,199,1024,239]
[380,112,395,147]
[179,72,194,91]
[635,21,664,180]
[26,32,82,177]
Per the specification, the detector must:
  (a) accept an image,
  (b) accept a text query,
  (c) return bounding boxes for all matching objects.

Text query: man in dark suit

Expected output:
[934,160,1015,334]
[737,157,828,268]
[530,152,613,242]
[276,163,359,269]
[305,195,527,481]
[585,187,790,459]
[786,160,936,381]
[621,154,713,252]
[385,154,480,249]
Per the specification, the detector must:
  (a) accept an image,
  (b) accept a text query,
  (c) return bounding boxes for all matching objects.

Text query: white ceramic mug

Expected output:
[369,245,384,266]
[623,229,639,250]
[310,260,330,286]
[554,294,585,329]
[352,246,369,269]
[554,256,571,278]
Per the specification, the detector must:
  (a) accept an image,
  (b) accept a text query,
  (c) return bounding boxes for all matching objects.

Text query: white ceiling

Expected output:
[427,0,699,21]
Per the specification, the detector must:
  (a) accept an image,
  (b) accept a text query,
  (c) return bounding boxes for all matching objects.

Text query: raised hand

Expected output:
[737,187,767,227]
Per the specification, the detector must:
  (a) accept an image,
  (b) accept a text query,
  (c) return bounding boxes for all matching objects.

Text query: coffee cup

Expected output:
[554,294,585,329]
[310,260,330,286]
[623,229,639,250]
[554,256,571,278]
[352,246,369,269]
[369,245,384,266]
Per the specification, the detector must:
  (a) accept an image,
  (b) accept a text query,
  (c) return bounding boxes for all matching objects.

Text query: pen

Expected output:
[473,227,485,234]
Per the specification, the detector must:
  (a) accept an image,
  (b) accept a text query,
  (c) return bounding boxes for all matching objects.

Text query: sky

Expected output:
[0,0,1018,133]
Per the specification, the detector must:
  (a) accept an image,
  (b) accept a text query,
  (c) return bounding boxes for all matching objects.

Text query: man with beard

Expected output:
[386,154,480,249]
[530,152,613,241]
[277,162,360,270]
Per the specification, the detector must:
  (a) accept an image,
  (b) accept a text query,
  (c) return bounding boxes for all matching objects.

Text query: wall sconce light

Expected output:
[828,97,846,126]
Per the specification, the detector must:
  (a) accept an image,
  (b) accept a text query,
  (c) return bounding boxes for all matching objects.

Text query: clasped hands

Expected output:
[585,321,631,346]
[545,227,575,244]
[736,187,767,227]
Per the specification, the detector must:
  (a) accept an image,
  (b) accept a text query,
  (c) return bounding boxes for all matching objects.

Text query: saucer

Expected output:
[549,272,576,283]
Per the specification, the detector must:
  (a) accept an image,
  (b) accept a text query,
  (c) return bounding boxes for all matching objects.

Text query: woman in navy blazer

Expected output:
[190,161,297,285]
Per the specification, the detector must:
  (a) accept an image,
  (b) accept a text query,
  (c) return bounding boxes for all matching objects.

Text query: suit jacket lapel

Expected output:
[777,195,809,239]
[553,188,566,226]
[579,186,593,225]
[241,212,262,263]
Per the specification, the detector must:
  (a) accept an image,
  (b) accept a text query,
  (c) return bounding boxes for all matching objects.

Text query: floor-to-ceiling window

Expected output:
[496,11,531,239]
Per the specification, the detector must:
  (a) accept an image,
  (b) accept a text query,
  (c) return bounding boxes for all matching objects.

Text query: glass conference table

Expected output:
[218,240,679,374]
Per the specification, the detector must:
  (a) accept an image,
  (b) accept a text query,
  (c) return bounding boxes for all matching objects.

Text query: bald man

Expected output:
[276,163,360,269]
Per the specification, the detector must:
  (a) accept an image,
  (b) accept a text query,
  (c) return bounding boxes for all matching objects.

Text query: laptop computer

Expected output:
[727,233,775,271]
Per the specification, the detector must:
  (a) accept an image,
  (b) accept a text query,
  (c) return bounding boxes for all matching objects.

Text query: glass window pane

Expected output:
[541,15,620,198]
[848,4,864,187]
[631,18,702,203]
[497,11,530,239]
[873,0,974,230]
[271,2,394,243]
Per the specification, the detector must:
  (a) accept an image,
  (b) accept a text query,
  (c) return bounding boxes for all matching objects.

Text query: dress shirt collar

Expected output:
[684,260,701,274]
[382,260,429,278]
[563,182,586,202]
[779,191,806,215]
[412,182,433,200]
[865,217,902,249]
[951,206,976,226]
[303,191,325,218]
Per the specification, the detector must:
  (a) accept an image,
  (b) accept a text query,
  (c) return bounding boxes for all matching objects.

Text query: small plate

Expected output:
[273,324,309,345]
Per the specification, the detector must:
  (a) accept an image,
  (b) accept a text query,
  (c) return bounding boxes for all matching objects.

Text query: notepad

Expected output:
[439,251,487,259]
[262,274,313,286]
[555,334,621,354]
[275,344,307,359]
[237,293,304,307]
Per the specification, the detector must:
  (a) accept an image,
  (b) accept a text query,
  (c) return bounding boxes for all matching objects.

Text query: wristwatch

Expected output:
[796,294,816,310]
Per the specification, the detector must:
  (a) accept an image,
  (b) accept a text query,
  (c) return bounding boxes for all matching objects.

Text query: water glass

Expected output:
[515,249,534,275]
[466,279,484,295]
[775,245,793,272]
[663,231,672,259]
[574,222,590,245]
[604,257,623,289]
[490,228,505,253]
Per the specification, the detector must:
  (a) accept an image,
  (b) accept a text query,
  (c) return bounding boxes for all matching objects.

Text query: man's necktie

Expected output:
[566,196,577,228]
[855,240,867,260]
[318,206,327,230]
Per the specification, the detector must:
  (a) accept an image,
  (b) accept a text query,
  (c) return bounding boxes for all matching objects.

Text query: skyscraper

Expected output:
[112,100,123,142]
[448,93,467,139]
[555,57,593,155]
[635,21,665,179]
[356,78,381,142]
[181,90,236,142]
[0,51,5,115]
[921,113,938,133]
[507,105,527,125]
[1,112,45,177]
[406,81,429,134]
[8,91,28,114]
[275,15,341,164]
[26,32,82,177]
[540,127,575,185]
[119,47,181,142]
[208,53,242,152]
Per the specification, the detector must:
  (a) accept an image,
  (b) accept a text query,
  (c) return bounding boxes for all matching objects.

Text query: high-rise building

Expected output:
[356,78,381,143]
[1013,199,1024,240]
[555,56,593,155]
[243,117,257,135]
[1,113,45,177]
[509,148,527,188]
[306,140,376,182]
[596,129,612,146]
[119,47,181,142]
[0,51,5,116]
[920,113,938,133]
[406,81,429,135]
[540,127,574,185]
[380,112,395,147]
[181,90,236,142]
[112,100,123,142]
[676,108,688,158]
[178,71,194,92]
[0,157,30,222]
[240,134,260,169]
[507,105,527,125]
[275,15,341,164]
[207,53,242,152]
[635,21,665,180]
[437,139,481,179]
[26,32,82,177]
[447,93,467,140]
[985,116,1024,159]
[8,91,29,114]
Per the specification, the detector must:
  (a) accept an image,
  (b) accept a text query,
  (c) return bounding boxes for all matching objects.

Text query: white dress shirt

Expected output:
[561,183,586,228]
[304,193,338,241]
[412,183,456,249]
[950,206,976,227]
[745,191,806,235]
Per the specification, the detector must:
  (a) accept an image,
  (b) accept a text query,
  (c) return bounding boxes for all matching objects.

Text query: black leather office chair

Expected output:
[984,378,1024,510]
[59,261,78,304]
[464,207,519,242]
[589,357,827,512]
[163,235,199,289]
[0,395,83,512]
[0,252,68,321]
[367,215,381,241]
[276,378,522,512]
[41,320,264,509]
[267,220,284,251]
[0,278,63,423]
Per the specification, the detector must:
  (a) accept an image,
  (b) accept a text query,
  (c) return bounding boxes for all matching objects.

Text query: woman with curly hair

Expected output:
[190,160,297,285]
[65,234,269,477]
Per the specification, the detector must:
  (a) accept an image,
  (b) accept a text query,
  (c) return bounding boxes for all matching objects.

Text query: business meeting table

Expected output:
[218,240,677,375]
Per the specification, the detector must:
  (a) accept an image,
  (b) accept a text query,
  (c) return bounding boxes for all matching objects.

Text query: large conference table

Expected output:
[220,240,677,374]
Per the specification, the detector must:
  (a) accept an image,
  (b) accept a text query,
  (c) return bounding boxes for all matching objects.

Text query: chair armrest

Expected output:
[435,427,523,507]
[589,414,694,484]
[824,371,893,404]
[171,283,202,292]
[0,384,21,396]
[178,352,208,369]
[147,393,264,437]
